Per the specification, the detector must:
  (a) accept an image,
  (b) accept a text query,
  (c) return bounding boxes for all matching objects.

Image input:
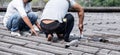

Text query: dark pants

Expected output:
[7,12,38,32]
[40,14,74,41]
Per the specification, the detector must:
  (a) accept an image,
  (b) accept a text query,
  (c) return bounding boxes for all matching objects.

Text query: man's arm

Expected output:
[35,21,41,31]
[72,3,84,34]
[23,16,38,36]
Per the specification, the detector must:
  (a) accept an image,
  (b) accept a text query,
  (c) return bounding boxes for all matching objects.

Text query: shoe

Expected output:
[57,34,64,40]
[64,39,70,42]
[64,34,70,42]
[11,32,21,36]
[20,31,31,36]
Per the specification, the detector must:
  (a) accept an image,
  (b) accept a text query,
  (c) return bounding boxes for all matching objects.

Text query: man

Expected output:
[40,0,84,42]
[3,0,41,36]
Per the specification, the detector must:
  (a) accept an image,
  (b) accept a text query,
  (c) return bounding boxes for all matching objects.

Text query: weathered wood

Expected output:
[1,7,120,12]
[84,7,120,12]
[0,7,43,12]
[0,7,6,12]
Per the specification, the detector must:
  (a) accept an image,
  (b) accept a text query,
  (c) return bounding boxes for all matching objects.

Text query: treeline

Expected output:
[79,0,120,7]
[0,0,120,7]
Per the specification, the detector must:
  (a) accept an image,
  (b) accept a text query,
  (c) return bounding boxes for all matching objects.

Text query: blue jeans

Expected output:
[7,12,38,32]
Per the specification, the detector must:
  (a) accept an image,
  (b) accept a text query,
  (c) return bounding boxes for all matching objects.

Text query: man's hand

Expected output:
[78,24,83,34]
[35,21,42,32]
[22,16,38,36]
[30,28,38,36]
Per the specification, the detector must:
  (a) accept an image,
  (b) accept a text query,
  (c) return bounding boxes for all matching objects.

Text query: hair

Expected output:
[28,0,32,2]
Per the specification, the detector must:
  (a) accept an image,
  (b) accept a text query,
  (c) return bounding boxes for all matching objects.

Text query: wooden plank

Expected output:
[0,46,35,55]
[1,7,120,12]
[84,7,120,12]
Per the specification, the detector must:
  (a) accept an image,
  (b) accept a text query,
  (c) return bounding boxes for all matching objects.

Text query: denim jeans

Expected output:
[6,12,38,32]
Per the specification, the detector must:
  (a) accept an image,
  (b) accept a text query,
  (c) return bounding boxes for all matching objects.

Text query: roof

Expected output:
[0,12,120,55]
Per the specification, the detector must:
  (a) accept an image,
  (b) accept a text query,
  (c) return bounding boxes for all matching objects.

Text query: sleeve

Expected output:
[28,3,33,12]
[70,0,77,7]
[13,0,27,18]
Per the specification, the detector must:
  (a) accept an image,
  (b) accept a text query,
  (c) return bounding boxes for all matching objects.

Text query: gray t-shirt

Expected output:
[41,0,76,23]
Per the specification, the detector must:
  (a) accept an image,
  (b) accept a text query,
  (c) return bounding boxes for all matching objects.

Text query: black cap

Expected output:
[28,0,32,2]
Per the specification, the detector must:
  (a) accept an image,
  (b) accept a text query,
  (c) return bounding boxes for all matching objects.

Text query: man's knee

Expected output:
[65,14,74,23]
[27,12,38,21]
[11,13,21,20]
[7,13,21,27]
